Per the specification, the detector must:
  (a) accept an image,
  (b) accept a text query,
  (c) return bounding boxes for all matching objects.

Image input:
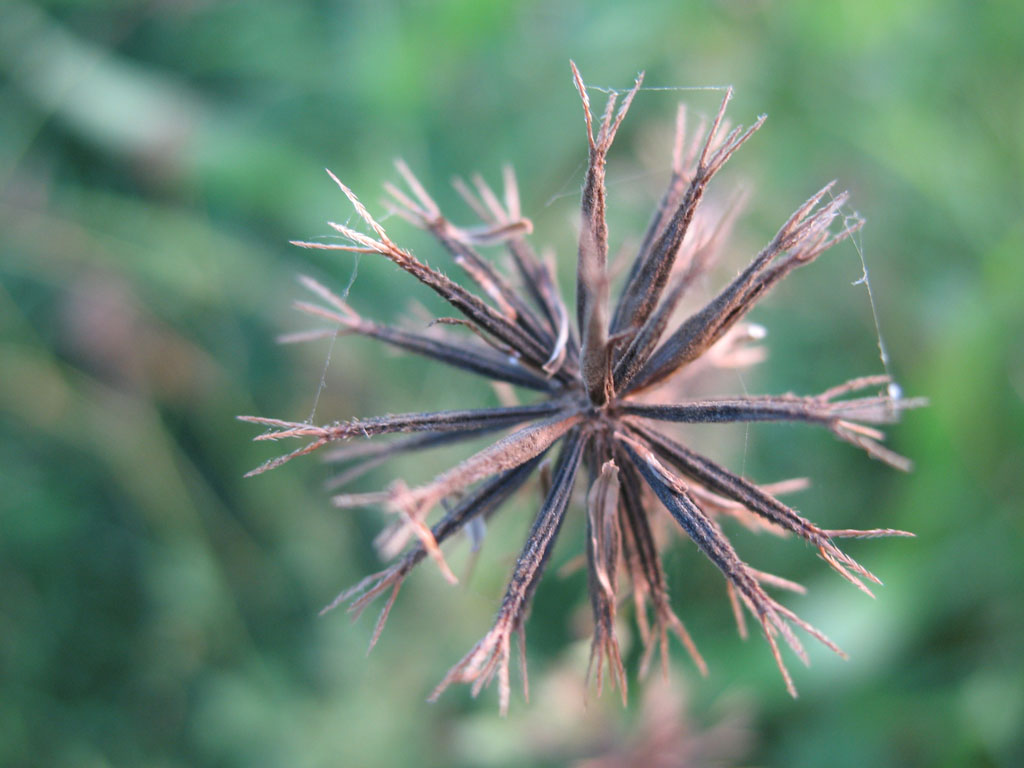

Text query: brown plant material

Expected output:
[573,676,753,768]
[241,63,924,712]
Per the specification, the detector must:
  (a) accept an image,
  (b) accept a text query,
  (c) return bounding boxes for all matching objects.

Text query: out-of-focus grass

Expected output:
[1,1,1021,766]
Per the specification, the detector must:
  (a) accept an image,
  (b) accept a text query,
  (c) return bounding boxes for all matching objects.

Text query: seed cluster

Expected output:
[241,63,922,712]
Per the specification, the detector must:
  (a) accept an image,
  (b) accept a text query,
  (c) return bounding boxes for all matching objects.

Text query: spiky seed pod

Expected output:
[241,63,924,714]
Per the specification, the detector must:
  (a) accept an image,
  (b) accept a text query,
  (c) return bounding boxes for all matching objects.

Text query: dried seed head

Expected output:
[241,63,923,711]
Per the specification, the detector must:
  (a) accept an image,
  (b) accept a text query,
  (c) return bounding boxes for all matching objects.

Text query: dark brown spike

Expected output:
[367,410,584,564]
[429,430,587,714]
[622,392,924,428]
[387,161,560,358]
[584,459,627,704]
[571,64,644,405]
[240,400,570,480]
[321,456,542,632]
[324,429,497,490]
[628,187,860,392]
[609,88,762,350]
[612,190,747,389]
[295,173,557,371]
[244,400,569,444]
[616,453,707,678]
[293,277,557,390]
[689,476,809,537]
[609,103,693,335]
[619,432,844,696]
[459,170,579,367]
[627,422,881,596]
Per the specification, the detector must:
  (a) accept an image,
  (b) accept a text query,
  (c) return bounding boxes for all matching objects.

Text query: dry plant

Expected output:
[241,63,923,713]
[573,676,752,768]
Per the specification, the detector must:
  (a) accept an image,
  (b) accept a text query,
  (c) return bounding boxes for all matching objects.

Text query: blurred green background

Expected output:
[2,1,1022,766]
